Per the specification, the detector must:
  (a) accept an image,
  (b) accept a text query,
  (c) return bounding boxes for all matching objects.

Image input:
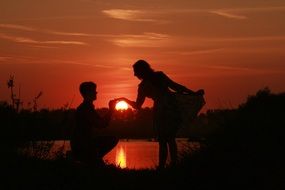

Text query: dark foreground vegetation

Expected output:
[0,88,284,189]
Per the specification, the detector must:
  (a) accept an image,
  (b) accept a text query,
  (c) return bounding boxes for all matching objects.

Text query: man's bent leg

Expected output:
[92,136,119,158]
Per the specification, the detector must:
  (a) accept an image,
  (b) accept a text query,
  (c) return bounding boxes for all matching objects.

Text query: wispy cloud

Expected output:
[173,35,285,47]
[0,33,87,45]
[201,64,285,76]
[48,60,116,69]
[44,30,93,37]
[204,36,285,42]
[0,23,171,47]
[0,23,36,31]
[182,6,285,20]
[43,40,87,45]
[109,32,170,47]
[224,6,285,13]
[27,45,60,49]
[0,33,38,43]
[102,9,158,22]
[0,56,10,61]
[209,10,247,19]
[0,24,89,47]
[0,23,92,37]
[0,55,43,64]
[208,6,285,20]
[168,48,225,55]
[205,65,253,72]
[1,15,97,22]
[102,6,285,22]
[0,56,119,69]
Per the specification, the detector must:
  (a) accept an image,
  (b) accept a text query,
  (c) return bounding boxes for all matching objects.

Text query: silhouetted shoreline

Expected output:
[1,88,284,189]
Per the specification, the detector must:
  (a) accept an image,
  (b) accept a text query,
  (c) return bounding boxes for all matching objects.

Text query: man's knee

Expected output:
[105,136,119,147]
[112,137,119,146]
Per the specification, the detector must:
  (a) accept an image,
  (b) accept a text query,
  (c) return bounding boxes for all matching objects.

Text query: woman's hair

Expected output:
[133,60,154,75]
[79,81,96,97]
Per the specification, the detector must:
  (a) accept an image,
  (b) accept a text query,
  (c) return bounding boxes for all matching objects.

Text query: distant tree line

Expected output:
[0,87,284,142]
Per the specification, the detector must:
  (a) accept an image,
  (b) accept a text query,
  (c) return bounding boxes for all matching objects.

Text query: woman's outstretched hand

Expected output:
[114,97,137,109]
[195,89,205,96]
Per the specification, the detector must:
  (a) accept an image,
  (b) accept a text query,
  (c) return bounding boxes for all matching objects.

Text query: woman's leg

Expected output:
[168,138,177,166]
[158,140,168,169]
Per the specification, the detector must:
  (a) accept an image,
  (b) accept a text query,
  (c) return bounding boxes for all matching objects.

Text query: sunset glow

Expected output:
[115,101,129,111]
[0,1,284,110]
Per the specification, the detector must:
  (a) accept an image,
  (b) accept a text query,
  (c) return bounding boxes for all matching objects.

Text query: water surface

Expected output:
[29,139,199,169]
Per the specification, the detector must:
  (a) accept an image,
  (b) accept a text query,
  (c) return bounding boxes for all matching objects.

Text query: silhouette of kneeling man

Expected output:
[71,81,118,166]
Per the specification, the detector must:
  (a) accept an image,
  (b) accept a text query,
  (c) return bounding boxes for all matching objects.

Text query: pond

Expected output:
[22,138,200,169]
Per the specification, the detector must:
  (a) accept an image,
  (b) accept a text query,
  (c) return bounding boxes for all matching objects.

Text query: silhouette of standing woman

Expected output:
[118,60,204,169]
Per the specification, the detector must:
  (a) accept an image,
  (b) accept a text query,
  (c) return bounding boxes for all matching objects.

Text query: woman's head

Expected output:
[133,60,154,80]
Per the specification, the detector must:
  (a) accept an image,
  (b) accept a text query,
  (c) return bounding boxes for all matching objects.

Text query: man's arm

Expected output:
[94,100,117,128]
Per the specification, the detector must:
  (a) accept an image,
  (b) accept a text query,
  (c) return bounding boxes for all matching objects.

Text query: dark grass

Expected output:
[2,150,283,190]
[2,156,193,189]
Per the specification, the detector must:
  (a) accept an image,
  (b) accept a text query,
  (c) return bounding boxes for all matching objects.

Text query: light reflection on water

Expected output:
[48,139,196,169]
[115,145,126,168]
[105,140,159,169]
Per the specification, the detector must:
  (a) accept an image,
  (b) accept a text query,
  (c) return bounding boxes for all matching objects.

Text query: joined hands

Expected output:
[108,97,131,110]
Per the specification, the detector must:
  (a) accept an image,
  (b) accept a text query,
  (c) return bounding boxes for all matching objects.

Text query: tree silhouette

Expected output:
[7,75,15,109]
[33,91,43,111]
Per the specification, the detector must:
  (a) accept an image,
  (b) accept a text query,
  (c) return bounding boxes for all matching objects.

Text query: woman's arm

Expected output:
[115,82,146,109]
[116,96,145,110]
[162,72,196,94]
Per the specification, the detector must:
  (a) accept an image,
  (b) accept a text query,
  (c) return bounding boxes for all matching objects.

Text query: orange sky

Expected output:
[0,0,285,110]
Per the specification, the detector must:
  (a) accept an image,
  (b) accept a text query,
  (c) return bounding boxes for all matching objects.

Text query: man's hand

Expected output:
[108,99,117,111]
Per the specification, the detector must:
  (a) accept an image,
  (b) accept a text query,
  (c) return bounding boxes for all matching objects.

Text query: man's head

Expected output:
[79,81,97,101]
